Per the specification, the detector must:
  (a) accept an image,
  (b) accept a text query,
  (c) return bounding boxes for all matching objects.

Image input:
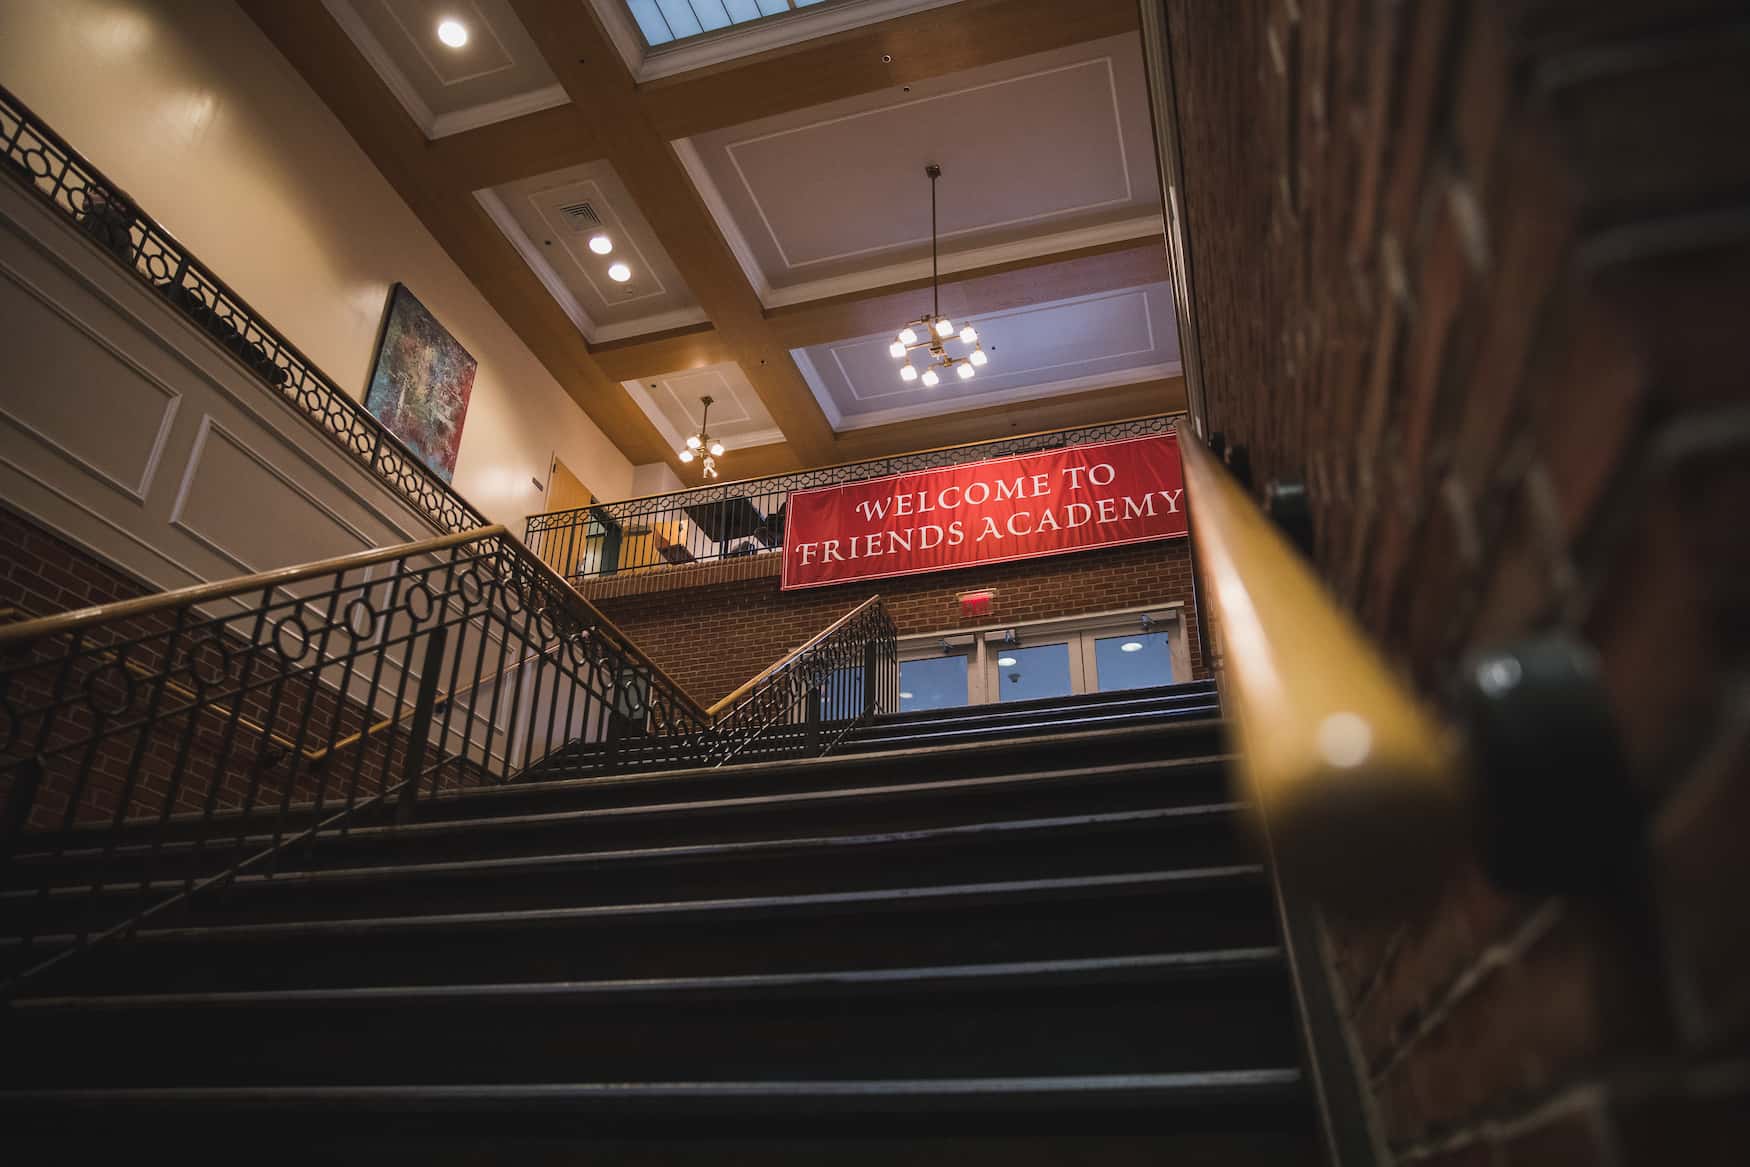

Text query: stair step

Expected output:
[14,948,1283,1012]
[854,689,1219,735]
[9,867,1277,994]
[19,719,1229,853]
[9,754,1235,888]
[4,950,1297,1087]
[2,802,1250,935]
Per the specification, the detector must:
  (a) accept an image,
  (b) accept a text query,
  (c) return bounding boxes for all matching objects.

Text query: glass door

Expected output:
[898,642,976,713]
[984,635,1085,703]
[1084,625,1178,692]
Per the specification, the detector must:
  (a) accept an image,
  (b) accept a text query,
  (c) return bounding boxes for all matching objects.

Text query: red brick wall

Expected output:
[0,504,452,826]
[1162,0,1748,1161]
[592,540,1203,707]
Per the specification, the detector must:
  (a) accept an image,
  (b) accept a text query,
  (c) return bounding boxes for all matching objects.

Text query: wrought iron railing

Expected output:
[525,414,1182,580]
[708,596,898,766]
[0,83,487,536]
[0,524,707,994]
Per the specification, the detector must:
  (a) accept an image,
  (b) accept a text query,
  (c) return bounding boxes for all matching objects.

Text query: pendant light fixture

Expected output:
[677,395,725,480]
[891,164,988,387]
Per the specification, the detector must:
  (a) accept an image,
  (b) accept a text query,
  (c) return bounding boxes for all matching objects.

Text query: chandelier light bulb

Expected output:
[898,326,919,346]
[969,348,988,366]
[921,368,940,387]
[959,325,977,344]
[686,434,702,450]
[957,362,976,380]
[900,363,918,382]
[678,448,694,463]
[607,262,632,282]
[934,318,955,338]
[888,341,906,359]
[588,234,613,255]
[436,19,469,47]
[708,441,725,457]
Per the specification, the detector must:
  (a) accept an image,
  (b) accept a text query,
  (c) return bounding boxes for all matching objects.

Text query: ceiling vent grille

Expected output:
[558,201,602,230]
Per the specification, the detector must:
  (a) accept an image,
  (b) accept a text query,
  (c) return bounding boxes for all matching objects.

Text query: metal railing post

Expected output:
[804,687,822,755]
[0,758,44,871]
[863,640,879,716]
[396,626,449,825]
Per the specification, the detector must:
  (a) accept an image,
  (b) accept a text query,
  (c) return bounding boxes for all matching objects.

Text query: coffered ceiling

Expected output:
[476,160,707,341]
[624,361,785,454]
[676,35,1161,308]
[247,0,1185,488]
[322,0,569,137]
[793,281,1180,431]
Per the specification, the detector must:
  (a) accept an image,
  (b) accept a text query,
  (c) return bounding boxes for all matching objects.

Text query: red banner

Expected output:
[781,433,1187,590]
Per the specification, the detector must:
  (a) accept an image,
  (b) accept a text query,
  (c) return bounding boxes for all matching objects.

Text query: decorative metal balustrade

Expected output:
[0,525,902,995]
[0,83,486,537]
[709,596,898,767]
[0,525,708,994]
[526,413,1181,580]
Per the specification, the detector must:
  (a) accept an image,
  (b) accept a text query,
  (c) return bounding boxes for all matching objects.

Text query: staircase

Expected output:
[0,684,1322,1162]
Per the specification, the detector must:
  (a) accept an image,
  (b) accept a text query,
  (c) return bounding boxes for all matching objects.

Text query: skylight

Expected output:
[626,0,832,49]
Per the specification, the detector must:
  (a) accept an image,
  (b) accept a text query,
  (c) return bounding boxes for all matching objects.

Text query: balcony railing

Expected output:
[526,413,1182,581]
[0,83,487,537]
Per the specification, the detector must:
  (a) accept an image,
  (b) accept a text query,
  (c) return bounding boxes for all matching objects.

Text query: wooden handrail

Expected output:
[706,594,885,718]
[0,526,509,645]
[1177,423,1467,910]
[0,522,709,725]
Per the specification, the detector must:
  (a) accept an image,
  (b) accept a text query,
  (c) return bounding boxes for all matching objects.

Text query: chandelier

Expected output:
[890,163,989,386]
[677,394,725,479]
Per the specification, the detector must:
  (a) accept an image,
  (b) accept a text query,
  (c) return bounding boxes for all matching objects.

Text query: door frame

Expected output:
[895,602,1188,711]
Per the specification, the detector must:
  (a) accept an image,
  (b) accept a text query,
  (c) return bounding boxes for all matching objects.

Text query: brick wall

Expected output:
[591,540,1203,707]
[1162,0,1748,1161]
[0,503,455,826]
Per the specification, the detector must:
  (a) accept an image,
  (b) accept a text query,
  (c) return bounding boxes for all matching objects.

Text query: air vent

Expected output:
[558,201,602,230]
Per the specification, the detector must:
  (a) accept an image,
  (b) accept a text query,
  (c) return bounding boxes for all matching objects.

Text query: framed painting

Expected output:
[363,284,477,483]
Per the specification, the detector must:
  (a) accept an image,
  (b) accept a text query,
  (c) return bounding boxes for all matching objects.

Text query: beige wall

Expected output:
[0,0,632,528]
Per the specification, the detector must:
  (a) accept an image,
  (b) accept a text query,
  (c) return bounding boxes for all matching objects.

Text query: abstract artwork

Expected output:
[363,284,477,483]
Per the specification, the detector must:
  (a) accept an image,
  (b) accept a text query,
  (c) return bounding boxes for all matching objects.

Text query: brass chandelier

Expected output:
[677,395,724,479]
[890,163,989,387]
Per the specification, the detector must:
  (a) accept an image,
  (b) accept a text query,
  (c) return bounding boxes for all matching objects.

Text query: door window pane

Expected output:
[1093,631,1175,692]
[899,656,969,712]
[993,642,1073,702]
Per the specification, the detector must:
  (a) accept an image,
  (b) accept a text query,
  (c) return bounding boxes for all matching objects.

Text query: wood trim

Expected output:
[1176,425,1467,914]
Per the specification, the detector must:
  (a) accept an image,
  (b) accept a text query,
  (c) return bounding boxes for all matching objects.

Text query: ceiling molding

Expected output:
[322,0,570,140]
[430,84,570,138]
[622,368,786,454]
[587,0,967,83]
[473,188,711,343]
[794,353,1183,432]
[676,124,1164,310]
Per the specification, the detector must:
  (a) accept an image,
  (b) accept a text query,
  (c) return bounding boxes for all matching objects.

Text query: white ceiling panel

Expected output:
[676,33,1162,307]
[623,362,786,454]
[324,0,570,138]
[791,282,1180,431]
[476,161,708,342]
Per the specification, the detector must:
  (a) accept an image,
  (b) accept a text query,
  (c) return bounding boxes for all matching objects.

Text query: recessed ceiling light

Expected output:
[1120,641,1144,653]
[607,262,631,282]
[997,656,1017,668]
[899,691,914,700]
[436,19,468,48]
[588,234,612,255]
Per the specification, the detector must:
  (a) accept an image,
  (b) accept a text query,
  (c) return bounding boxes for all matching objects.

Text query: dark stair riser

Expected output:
[2,806,1249,936]
[849,693,1219,738]
[12,875,1278,995]
[4,967,1298,1088]
[10,759,1235,887]
[19,720,1229,854]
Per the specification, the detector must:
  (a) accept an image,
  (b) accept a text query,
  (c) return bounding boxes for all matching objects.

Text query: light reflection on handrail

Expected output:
[1177,422,1467,911]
